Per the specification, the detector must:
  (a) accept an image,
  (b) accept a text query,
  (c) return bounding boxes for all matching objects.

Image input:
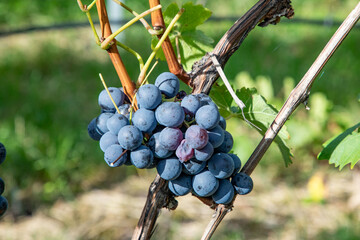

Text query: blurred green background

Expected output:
[0,0,359,239]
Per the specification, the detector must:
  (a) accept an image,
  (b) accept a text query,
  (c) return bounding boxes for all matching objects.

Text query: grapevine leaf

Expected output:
[209,83,235,118]
[210,85,293,167]
[318,123,360,170]
[151,2,213,70]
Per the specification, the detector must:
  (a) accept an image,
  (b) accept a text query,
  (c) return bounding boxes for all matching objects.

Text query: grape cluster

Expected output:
[88,72,253,204]
[0,142,8,218]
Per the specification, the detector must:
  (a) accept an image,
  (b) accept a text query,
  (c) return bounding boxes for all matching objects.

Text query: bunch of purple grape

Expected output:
[88,72,253,204]
[0,143,8,218]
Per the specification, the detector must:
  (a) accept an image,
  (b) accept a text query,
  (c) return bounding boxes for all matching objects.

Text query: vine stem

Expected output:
[201,2,360,239]
[96,0,136,102]
[149,0,190,84]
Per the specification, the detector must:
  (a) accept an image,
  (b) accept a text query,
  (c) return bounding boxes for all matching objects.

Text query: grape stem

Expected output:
[99,73,121,114]
[210,55,261,131]
[112,0,164,35]
[201,2,360,239]
[136,8,185,87]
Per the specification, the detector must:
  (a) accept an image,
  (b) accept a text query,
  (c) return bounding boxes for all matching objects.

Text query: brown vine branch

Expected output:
[200,2,360,239]
[95,0,136,101]
[131,175,178,240]
[191,0,294,94]
[149,0,190,84]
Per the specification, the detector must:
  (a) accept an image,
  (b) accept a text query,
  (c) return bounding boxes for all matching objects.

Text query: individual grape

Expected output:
[137,84,162,110]
[181,95,201,116]
[194,142,214,162]
[132,108,157,133]
[231,172,253,195]
[195,105,220,130]
[208,153,235,179]
[0,178,4,195]
[0,142,6,165]
[192,170,219,197]
[106,113,129,135]
[146,157,158,169]
[218,116,226,130]
[130,145,154,169]
[99,132,119,152]
[196,93,215,107]
[104,144,127,167]
[0,196,8,218]
[118,103,131,119]
[207,125,224,148]
[117,125,143,150]
[156,157,183,180]
[148,132,173,159]
[98,87,125,112]
[175,139,194,162]
[212,179,235,204]
[96,112,114,134]
[88,117,102,141]
[229,154,242,175]
[155,72,180,98]
[182,159,206,175]
[185,125,208,149]
[159,127,183,151]
[216,131,233,153]
[155,102,185,127]
[168,173,192,196]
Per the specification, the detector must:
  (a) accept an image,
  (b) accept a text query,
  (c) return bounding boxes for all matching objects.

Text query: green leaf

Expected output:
[179,30,214,71]
[318,123,360,170]
[210,85,293,167]
[176,2,212,32]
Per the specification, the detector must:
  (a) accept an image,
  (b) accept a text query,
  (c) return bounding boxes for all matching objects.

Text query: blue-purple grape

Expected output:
[96,112,114,135]
[155,102,185,127]
[104,144,127,167]
[229,154,241,176]
[182,159,206,175]
[208,153,235,179]
[155,72,180,99]
[207,125,224,148]
[192,170,219,197]
[216,131,233,153]
[137,84,162,110]
[175,139,194,162]
[88,117,102,141]
[194,142,214,161]
[118,103,131,119]
[132,108,157,133]
[185,125,208,149]
[181,95,201,116]
[0,142,6,165]
[117,125,143,150]
[148,132,173,159]
[98,87,124,112]
[218,116,226,130]
[212,179,235,204]
[99,132,119,152]
[0,178,4,195]
[195,105,220,130]
[156,157,183,180]
[0,196,8,218]
[106,113,129,135]
[159,127,183,151]
[168,173,192,196]
[231,172,253,195]
[130,145,154,169]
